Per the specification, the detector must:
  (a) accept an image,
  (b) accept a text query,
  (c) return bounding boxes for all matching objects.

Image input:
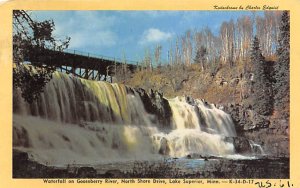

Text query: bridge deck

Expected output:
[25,48,139,81]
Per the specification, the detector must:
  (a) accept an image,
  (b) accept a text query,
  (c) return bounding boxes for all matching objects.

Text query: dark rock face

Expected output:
[224,137,252,154]
[13,149,29,164]
[232,137,252,154]
[76,167,97,178]
[222,103,289,157]
[13,149,98,178]
[131,87,172,127]
[223,104,270,133]
[104,169,123,178]
[13,126,30,147]
[13,149,51,178]
[158,137,170,155]
[244,127,289,157]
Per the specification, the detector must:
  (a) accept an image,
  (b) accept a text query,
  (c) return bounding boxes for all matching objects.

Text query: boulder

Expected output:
[13,126,30,147]
[158,137,170,155]
[134,87,172,127]
[232,137,252,154]
[76,167,97,178]
[104,169,124,178]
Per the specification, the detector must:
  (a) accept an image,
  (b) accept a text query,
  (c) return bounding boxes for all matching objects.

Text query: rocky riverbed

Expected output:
[13,149,289,179]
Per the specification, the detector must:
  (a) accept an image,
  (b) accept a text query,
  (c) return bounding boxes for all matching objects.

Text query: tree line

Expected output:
[139,11,289,121]
[250,11,289,120]
[141,11,282,71]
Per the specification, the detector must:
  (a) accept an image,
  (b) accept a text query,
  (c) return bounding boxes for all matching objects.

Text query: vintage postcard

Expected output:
[0,0,299,187]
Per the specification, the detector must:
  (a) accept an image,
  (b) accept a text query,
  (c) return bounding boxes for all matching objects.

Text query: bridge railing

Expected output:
[62,49,139,65]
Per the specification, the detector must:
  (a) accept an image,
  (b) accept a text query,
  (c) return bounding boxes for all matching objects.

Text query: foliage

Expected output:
[273,11,290,119]
[250,36,273,116]
[13,10,70,103]
[13,65,53,103]
[194,46,207,70]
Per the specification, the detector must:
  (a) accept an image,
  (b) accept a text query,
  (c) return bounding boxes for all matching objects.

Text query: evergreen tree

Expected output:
[273,11,290,119]
[250,36,273,115]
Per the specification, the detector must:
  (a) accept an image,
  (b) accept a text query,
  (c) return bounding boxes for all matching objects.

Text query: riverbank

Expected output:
[124,63,290,157]
[13,150,289,179]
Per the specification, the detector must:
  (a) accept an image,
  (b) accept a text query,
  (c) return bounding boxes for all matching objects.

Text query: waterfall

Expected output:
[168,96,236,136]
[13,72,243,165]
[249,140,265,155]
[14,72,153,125]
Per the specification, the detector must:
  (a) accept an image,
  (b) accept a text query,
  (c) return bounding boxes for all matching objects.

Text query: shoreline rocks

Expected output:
[13,149,289,179]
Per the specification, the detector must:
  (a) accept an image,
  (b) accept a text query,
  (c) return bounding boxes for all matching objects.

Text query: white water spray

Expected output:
[13,72,241,165]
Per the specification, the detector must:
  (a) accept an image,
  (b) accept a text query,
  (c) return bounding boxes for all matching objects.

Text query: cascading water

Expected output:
[13,72,245,165]
[249,140,265,155]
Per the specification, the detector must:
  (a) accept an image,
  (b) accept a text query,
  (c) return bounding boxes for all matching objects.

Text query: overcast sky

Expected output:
[32,11,261,63]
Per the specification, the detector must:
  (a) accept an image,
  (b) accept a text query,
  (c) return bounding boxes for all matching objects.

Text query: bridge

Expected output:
[25,48,140,82]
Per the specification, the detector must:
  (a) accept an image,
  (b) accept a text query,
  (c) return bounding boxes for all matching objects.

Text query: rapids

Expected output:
[13,72,244,165]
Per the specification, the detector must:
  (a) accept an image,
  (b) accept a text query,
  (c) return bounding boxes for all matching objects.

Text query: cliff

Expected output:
[123,63,289,157]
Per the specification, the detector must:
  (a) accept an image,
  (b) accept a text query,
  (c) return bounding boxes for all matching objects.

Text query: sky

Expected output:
[32,11,263,63]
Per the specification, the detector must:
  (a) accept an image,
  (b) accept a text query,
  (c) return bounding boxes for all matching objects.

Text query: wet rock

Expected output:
[232,137,252,154]
[13,126,30,147]
[13,149,29,165]
[224,136,253,154]
[104,169,124,178]
[185,95,196,106]
[158,137,170,155]
[251,144,264,155]
[13,149,49,178]
[47,168,72,178]
[76,167,97,178]
[134,87,172,127]
[185,153,221,160]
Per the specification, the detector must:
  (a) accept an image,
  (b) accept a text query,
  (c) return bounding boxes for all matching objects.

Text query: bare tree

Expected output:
[256,11,281,57]
[143,48,152,71]
[220,20,235,65]
[154,44,162,67]
[181,30,193,66]
[174,38,181,65]
[236,16,253,61]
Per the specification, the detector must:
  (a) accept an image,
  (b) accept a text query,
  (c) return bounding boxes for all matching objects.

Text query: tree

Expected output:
[236,16,253,61]
[174,38,181,65]
[154,44,162,67]
[273,11,290,119]
[250,36,273,115]
[181,30,193,66]
[256,12,281,57]
[143,48,152,71]
[220,20,235,65]
[194,46,207,71]
[13,10,70,103]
